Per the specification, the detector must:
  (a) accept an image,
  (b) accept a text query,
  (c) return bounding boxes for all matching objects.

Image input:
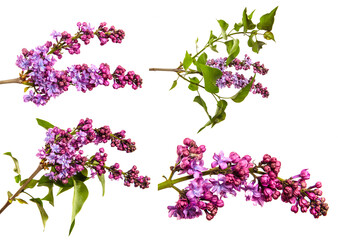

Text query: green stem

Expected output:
[158,165,286,191]
[158,167,225,191]
[177,73,204,88]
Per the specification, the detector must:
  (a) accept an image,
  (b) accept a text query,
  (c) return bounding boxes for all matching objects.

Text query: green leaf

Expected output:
[252,41,266,53]
[208,30,217,44]
[188,77,199,91]
[36,118,54,130]
[196,52,208,72]
[193,96,211,119]
[30,198,48,230]
[242,8,256,33]
[55,177,74,195]
[225,39,240,65]
[211,100,228,127]
[217,19,229,39]
[4,152,20,174]
[73,169,89,182]
[169,80,177,90]
[183,51,193,71]
[263,31,275,41]
[197,120,212,133]
[231,74,256,103]
[98,174,105,197]
[24,86,30,92]
[20,179,38,189]
[54,177,74,188]
[257,6,278,31]
[234,22,243,31]
[248,35,254,48]
[38,176,54,206]
[210,44,218,53]
[16,198,28,204]
[248,10,255,19]
[198,100,228,132]
[69,180,89,235]
[7,191,13,200]
[14,174,21,183]
[195,63,221,93]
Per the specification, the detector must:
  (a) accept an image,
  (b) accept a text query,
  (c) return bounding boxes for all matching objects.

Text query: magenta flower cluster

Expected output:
[207,55,269,98]
[16,22,142,106]
[166,138,328,220]
[37,118,150,189]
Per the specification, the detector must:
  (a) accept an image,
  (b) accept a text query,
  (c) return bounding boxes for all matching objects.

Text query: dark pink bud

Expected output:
[262,154,271,163]
[315,182,322,188]
[216,199,224,207]
[300,169,310,180]
[291,205,298,213]
[183,138,192,146]
[206,214,214,220]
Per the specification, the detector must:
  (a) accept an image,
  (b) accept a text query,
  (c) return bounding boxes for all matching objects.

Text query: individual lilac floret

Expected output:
[243,182,264,206]
[211,151,230,169]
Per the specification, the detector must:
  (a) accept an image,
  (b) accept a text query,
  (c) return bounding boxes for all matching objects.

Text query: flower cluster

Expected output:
[207,55,270,98]
[37,118,150,189]
[16,22,142,106]
[163,138,328,220]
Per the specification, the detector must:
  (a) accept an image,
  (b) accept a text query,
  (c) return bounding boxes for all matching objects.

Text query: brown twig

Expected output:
[0,78,22,85]
[0,164,43,214]
[149,68,184,73]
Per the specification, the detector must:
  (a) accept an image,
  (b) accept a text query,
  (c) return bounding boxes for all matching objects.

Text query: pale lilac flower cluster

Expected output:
[167,138,329,220]
[37,118,150,189]
[15,22,142,106]
[207,54,269,98]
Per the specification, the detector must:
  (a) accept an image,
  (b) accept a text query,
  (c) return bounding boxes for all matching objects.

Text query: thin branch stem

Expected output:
[149,68,185,73]
[0,78,22,85]
[0,164,43,214]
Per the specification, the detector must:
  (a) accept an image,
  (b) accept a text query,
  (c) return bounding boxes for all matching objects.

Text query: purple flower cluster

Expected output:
[175,138,207,178]
[37,118,149,189]
[112,65,143,90]
[123,165,151,189]
[207,54,269,98]
[166,139,329,220]
[16,22,142,106]
[285,170,328,218]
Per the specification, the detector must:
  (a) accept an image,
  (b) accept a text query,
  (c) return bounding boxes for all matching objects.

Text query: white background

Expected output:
[0,0,337,239]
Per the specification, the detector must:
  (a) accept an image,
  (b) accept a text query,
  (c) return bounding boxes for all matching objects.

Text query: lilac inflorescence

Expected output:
[167,138,328,220]
[37,118,149,189]
[207,54,269,98]
[16,22,142,106]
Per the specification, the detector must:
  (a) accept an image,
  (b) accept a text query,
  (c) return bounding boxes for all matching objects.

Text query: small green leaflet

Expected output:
[231,74,256,103]
[217,19,229,39]
[4,152,20,174]
[183,51,193,70]
[98,174,105,196]
[169,80,178,90]
[188,77,199,91]
[30,198,49,230]
[36,118,54,130]
[193,96,211,119]
[257,6,278,31]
